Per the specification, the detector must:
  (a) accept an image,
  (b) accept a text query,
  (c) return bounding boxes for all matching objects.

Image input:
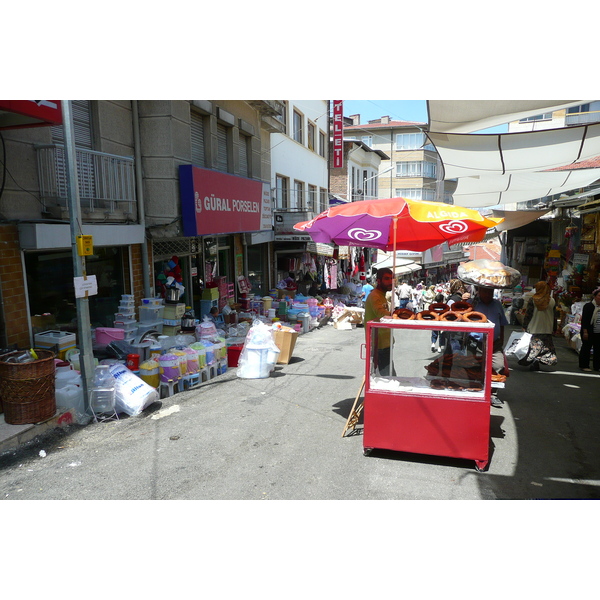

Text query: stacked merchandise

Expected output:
[113,294,138,342]
[162,302,185,336]
[138,297,165,337]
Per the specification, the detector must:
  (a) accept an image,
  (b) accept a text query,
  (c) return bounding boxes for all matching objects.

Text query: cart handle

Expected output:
[360,343,366,360]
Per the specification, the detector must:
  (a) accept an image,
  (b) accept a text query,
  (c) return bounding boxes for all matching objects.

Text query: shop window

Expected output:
[25,247,125,329]
[247,244,267,296]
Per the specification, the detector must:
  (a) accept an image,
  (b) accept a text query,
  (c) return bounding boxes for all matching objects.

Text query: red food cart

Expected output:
[363,319,495,471]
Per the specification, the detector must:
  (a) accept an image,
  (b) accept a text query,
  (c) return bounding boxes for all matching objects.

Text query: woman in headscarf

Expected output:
[518,280,557,371]
[579,287,600,372]
[447,279,471,307]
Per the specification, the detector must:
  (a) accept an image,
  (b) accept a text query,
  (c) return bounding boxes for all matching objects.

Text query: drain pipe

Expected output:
[132,100,151,297]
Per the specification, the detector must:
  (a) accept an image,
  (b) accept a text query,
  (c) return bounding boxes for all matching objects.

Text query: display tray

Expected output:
[370,375,485,397]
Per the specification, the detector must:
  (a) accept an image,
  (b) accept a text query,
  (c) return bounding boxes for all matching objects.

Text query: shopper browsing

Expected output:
[518,281,558,371]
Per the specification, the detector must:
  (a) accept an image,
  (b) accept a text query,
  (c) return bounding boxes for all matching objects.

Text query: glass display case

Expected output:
[363,318,495,471]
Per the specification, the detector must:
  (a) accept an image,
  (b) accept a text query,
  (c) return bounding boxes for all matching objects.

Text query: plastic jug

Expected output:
[190,342,207,368]
[158,353,180,382]
[170,349,188,376]
[139,359,160,388]
[55,383,86,422]
[90,365,116,415]
[55,361,82,389]
[183,347,199,373]
[298,312,310,334]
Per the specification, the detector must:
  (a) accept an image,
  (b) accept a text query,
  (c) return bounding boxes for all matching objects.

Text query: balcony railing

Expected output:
[565,111,600,126]
[35,144,137,220]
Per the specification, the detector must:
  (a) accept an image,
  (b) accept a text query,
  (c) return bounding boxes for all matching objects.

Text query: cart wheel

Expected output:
[474,460,488,472]
[363,447,373,456]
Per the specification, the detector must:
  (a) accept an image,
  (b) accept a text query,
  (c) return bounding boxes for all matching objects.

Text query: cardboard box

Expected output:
[272,329,299,364]
[31,314,56,330]
[277,289,296,299]
[202,288,220,300]
[34,330,76,358]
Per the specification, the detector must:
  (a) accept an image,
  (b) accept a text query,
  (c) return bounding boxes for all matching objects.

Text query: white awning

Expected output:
[490,209,551,231]
[427,100,587,134]
[452,168,600,207]
[429,123,600,181]
[552,187,600,207]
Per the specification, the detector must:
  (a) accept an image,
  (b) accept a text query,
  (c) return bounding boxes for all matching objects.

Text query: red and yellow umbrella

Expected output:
[294,197,503,253]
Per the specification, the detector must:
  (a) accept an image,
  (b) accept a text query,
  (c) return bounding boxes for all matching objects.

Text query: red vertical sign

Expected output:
[333,100,344,168]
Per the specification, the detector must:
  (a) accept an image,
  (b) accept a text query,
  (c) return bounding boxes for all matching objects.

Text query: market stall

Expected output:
[362,319,495,471]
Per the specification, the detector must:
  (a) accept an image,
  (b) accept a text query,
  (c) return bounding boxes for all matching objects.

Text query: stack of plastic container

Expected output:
[114,294,138,342]
[138,297,165,337]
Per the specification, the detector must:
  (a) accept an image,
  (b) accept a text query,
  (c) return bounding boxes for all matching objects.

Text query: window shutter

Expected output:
[191,112,205,166]
[216,124,228,171]
[51,100,93,148]
[239,134,249,178]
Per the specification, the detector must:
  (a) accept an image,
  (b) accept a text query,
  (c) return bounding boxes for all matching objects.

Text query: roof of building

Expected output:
[341,138,390,159]
[546,155,600,171]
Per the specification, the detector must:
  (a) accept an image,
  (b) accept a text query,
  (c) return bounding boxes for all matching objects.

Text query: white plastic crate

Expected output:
[139,305,164,323]
[115,312,136,322]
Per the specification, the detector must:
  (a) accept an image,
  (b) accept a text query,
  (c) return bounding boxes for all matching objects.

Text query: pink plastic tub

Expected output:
[95,327,125,345]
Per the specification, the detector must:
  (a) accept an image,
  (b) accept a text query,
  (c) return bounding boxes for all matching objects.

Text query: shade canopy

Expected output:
[371,253,421,274]
[293,197,503,252]
[428,123,600,181]
[427,100,586,134]
[451,168,600,207]
[490,209,551,232]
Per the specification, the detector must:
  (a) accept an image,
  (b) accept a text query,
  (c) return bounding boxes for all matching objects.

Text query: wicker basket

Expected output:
[0,350,56,425]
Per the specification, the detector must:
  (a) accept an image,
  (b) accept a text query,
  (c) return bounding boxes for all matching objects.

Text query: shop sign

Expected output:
[179,165,271,236]
[573,253,589,267]
[333,100,344,168]
[0,100,62,130]
[275,234,312,242]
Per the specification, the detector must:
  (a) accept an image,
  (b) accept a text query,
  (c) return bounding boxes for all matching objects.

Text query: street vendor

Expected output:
[364,267,395,375]
[472,286,509,376]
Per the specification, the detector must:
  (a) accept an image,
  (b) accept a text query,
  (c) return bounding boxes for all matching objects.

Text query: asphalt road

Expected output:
[1,322,600,501]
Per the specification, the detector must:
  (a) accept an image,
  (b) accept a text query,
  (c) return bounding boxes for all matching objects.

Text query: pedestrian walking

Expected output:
[517,280,558,371]
[579,287,600,372]
[397,280,411,309]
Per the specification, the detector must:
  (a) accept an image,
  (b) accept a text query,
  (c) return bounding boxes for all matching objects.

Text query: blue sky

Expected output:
[342,100,429,124]
[342,100,508,134]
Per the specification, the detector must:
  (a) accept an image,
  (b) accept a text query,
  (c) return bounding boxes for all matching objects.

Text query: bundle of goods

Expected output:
[424,353,484,391]
[391,308,415,320]
[458,259,521,289]
[237,320,280,379]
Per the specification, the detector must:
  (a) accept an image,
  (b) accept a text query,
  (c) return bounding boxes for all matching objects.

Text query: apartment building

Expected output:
[342,115,456,203]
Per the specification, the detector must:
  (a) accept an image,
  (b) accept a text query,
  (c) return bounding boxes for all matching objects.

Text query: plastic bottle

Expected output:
[90,365,116,415]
